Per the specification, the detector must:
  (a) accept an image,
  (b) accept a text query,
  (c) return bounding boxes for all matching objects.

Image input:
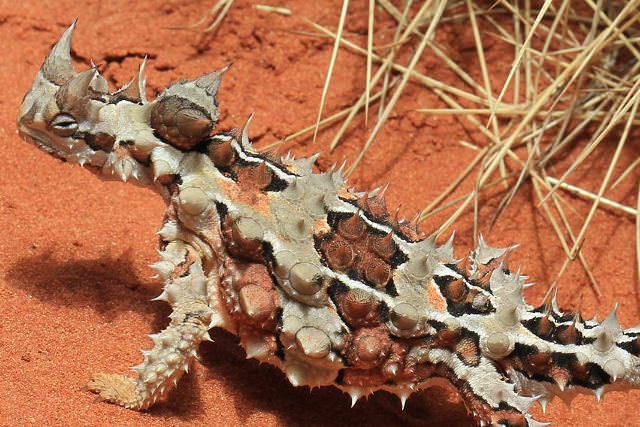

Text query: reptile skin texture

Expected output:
[15,22,640,427]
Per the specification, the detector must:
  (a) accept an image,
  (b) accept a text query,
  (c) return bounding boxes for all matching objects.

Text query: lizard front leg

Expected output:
[88,240,216,409]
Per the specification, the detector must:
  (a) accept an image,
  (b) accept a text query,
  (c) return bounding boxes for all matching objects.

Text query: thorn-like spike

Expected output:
[130,364,145,374]
[594,386,605,402]
[551,287,561,315]
[338,211,365,241]
[602,303,622,331]
[392,204,402,226]
[358,192,369,208]
[558,316,578,344]
[57,68,98,107]
[538,397,549,413]
[518,394,539,412]
[348,388,361,408]
[116,57,148,103]
[386,363,399,376]
[551,368,569,391]
[539,283,556,310]
[437,231,456,263]
[194,63,232,97]
[148,333,162,346]
[151,291,169,302]
[593,304,622,353]
[137,56,148,103]
[241,113,255,150]
[41,20,77,85]
[398,389,410,410]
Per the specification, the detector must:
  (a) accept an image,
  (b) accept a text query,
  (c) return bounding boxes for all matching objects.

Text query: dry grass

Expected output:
[190,1,640,300]
[269,0,640,299]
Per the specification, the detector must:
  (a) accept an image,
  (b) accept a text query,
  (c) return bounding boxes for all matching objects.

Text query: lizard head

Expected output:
[17,21,227,184]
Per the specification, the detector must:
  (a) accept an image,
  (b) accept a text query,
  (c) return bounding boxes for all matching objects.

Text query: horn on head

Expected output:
[55,68,97,114]
[41,20,78,85]
[114,57,148,104]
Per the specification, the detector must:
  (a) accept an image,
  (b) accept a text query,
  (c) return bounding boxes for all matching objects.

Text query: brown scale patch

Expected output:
[557,320,578,345]
[217,177,271,215]
[432,328,461,351]
[467,253,509,286]
[340,368,386,388]
[442,278,468,304]
[262,150,281,164]
[535,312,554,338]
[337,213,366,241]
[343,327,391,368]
[413,363,436,381]
[360,194,389,220]
[569,362,590,383]
[156,172,177,186]
[426,280,448,312]
[633,336,640,355]
[208,138,235,167]
[368,233,396,262]
[463,288,492,312]
[323,216,397,292]
[235,162,272,190]
[456,337,481,366]
[550,366,570,390]
[321,236,355,271]
[233,263,273,290]
[396,219,421,241]
[221,216,264,261]
[334,288,382,328]
[337,188,357,201]
[361,253,391,289]
[524,352,552,376]
[150,96,213,150]
[223,262,279,331]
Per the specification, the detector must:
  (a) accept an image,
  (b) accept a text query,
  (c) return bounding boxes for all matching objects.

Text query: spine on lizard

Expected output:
[17,21,640,427]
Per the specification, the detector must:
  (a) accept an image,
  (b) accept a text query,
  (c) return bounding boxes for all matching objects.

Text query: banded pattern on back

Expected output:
[16,22,640,427]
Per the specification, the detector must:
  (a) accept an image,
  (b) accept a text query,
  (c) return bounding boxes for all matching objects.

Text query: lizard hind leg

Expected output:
[88,242,215,410]
[88,316,211,409]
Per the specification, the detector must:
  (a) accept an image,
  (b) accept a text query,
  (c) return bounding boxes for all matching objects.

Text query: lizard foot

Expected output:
[88,373,142,409]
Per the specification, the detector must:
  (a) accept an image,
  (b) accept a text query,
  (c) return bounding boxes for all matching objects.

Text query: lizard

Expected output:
[15,21,640,426]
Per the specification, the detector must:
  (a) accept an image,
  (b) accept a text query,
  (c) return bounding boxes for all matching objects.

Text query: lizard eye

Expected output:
[50,113,78,137]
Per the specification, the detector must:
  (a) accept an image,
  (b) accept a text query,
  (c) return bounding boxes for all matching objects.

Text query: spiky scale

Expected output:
[16,21,640,427]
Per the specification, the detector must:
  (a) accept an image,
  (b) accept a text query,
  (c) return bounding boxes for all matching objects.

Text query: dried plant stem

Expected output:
[545,177,638,217]
[346,0,447,176]
[262,83,392,151]
[312,0,350,143]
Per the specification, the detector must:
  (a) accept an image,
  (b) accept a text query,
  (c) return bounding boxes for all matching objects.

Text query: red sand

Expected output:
[1,1,639,426]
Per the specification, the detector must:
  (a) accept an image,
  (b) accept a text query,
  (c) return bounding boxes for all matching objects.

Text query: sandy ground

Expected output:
[1,1,639,426]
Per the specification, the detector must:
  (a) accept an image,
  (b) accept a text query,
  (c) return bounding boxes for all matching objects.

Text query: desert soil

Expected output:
[1,1,639,426]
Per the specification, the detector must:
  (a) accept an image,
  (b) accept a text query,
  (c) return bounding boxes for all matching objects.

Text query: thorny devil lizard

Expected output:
[15,22,640,427]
